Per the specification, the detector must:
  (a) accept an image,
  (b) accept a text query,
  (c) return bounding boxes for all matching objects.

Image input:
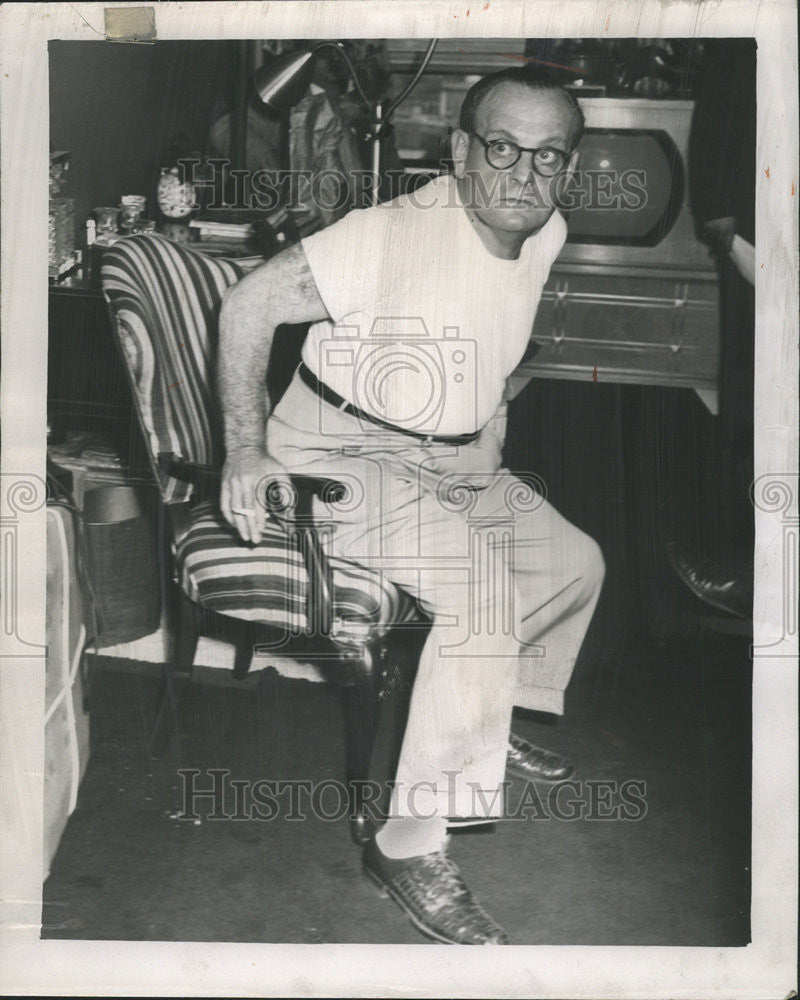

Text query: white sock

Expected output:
[375,816,449,859]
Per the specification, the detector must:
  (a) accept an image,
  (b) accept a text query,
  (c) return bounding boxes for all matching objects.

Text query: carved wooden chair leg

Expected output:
[146,662,180,761]
[173,590,201,674]
[232,625,256,679]
[342,647,383,845]
[357,625,424,839]
[147,588,199,759]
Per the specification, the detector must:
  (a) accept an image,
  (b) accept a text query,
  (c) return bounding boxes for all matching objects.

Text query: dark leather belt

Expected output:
[297,362,481,445]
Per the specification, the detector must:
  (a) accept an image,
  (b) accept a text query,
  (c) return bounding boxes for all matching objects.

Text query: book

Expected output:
[189,219,255,240]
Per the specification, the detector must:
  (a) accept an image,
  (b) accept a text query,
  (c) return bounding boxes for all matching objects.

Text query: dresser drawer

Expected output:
[527,269,720,390]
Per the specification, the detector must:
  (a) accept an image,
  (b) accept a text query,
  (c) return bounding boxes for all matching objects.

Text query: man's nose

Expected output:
[509,151,538,186]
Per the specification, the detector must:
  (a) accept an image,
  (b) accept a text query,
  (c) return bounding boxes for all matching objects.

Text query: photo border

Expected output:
[1,2,797,996]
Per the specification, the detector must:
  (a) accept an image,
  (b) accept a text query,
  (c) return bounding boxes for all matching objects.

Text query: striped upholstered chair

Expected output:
[100,234,425,841]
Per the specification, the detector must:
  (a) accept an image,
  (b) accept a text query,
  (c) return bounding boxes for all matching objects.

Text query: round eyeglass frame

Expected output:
[469,131,573,176]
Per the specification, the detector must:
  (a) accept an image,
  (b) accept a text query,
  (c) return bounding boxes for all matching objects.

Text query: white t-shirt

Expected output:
[300,174,566,436]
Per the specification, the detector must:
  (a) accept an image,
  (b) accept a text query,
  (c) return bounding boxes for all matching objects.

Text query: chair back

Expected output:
[101,235,260,502]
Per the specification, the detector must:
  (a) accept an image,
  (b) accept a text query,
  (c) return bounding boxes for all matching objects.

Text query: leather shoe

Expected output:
[667,542,752,619]
[363,836,508,945]
[506,731,574,782]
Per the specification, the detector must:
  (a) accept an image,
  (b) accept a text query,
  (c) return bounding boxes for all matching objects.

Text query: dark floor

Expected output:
[42,382,753,944]
[42,608,752,945]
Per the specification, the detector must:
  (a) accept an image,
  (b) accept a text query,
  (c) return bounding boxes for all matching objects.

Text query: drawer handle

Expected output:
[553,279,568,345]
[670,282,689,354]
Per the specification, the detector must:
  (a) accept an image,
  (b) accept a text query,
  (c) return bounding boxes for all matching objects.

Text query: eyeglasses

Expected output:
[470,132,572,176]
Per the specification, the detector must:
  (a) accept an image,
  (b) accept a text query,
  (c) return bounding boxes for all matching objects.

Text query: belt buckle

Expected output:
[421,434,435,447]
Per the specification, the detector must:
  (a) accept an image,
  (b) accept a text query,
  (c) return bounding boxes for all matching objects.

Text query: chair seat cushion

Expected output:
[178,501,418,641]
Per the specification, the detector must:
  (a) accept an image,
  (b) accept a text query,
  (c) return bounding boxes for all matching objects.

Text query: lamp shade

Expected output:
[255,49,315,115]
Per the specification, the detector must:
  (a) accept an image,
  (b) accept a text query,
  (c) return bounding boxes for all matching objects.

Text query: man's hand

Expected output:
[220,446,292,545]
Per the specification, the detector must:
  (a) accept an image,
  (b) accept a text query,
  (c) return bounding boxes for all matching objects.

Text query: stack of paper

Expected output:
[189,219,255,240]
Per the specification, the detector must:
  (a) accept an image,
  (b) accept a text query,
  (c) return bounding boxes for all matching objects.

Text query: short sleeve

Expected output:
[300,204,394,323]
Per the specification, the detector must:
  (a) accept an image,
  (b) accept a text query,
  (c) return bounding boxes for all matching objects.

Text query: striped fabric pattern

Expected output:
[101,235,420,635]
[101,236,259,502]
[179,501,419,640]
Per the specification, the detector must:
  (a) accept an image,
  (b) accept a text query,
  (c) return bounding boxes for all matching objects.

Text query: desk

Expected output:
[510,97,722,413]
[48,275,132,440]
[48,234,269,438]
[509,261,720,414]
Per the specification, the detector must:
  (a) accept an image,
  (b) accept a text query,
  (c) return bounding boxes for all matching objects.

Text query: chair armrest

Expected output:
[278,479,345,639]
[159,453,343,636]
[291,510,335,637]
[158,453,221,499]
[158,453,346,504]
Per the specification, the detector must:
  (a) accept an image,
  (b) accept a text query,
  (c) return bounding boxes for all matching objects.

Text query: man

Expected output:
[218,66,605,945]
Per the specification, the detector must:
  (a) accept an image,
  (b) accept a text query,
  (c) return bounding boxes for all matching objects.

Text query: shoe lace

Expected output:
[420,852,469,899]
[403,852,499,928]
[387,848,505,942]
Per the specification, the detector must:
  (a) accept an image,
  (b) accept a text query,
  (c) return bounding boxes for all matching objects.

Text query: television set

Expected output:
[515,98,720,401]
[561,128,684,245]
[558,97,712,273]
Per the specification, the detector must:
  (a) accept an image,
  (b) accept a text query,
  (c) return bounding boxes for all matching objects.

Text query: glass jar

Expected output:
[119,195,147,232]
[156,167,196,220]
[94,205,119,237]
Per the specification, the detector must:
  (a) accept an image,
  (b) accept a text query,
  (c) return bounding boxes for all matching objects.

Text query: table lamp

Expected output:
[255,40,438,206]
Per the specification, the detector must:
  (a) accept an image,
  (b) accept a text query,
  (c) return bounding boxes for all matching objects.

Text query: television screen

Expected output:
[562,129,685,246]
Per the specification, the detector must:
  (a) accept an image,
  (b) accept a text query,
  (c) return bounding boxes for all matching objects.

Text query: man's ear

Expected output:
[450,128,470,178]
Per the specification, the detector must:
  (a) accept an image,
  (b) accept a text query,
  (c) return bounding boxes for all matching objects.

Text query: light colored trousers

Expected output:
[268,374,605,820]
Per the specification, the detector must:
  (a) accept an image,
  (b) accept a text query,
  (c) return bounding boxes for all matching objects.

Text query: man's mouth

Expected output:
[498,197,540,207]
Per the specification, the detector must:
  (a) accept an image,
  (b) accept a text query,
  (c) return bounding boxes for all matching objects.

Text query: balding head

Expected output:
[460,65,585,150]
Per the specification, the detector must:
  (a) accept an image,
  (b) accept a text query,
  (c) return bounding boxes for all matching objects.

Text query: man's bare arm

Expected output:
[217,243,328,542]
[218,242,328,452]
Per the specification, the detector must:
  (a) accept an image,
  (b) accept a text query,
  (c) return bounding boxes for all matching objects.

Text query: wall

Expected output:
[49,40,237,241]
